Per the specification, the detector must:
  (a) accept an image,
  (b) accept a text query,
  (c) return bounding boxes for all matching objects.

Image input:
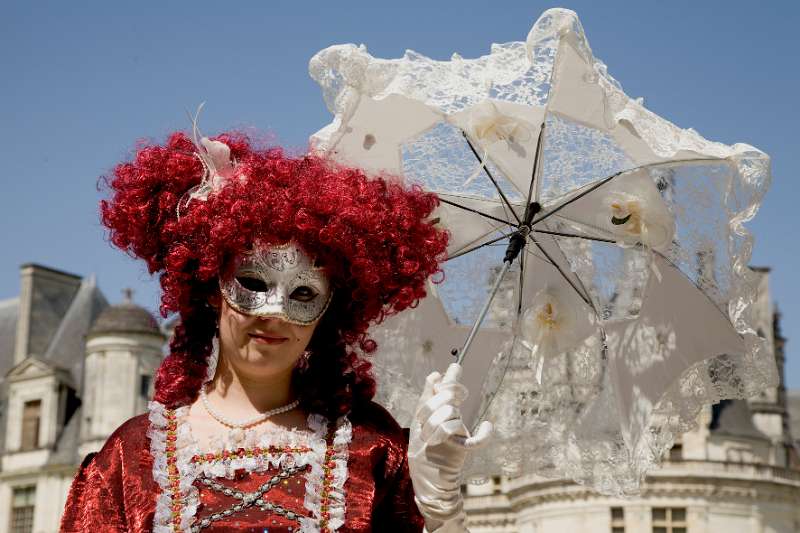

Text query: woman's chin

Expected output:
[238,359,296,380]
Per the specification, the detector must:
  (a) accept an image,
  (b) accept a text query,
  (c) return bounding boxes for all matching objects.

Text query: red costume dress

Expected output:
[60,401,424,532]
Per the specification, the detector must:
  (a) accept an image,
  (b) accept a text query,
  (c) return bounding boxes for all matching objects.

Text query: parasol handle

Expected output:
[504,232,527,263]
[456,260,512,365]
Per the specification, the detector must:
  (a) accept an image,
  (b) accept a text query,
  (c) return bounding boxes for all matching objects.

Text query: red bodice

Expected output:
[60,402,424,532]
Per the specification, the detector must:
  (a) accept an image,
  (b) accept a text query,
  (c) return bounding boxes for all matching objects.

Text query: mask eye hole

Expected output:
[290,286,318,303]
[237,276,268,292]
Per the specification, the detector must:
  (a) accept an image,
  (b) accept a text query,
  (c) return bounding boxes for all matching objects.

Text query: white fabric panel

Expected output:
[605,253,744,446]
[449,100,545,197]
[316,93,441,175]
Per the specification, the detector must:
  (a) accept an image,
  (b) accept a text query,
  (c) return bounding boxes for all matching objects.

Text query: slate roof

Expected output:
[0,297,19,380]
[89,301,161,337]
[0,299,17,456]
[44,277,108,385]
[48,406,82,466]
[710,399,770,440]
[20,264,82,359]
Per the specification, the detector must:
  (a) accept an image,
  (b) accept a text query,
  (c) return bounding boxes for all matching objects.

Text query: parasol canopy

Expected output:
[309,8,776,495]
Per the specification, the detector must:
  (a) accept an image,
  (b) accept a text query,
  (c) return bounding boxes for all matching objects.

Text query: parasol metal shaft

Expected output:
[456,259,512,365]
[455,201,541,365]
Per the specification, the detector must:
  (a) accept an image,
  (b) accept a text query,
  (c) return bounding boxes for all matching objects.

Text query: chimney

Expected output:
[13,264,82,365]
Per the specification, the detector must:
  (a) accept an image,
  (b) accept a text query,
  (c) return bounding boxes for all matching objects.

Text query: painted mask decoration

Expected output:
[219,241,332,325]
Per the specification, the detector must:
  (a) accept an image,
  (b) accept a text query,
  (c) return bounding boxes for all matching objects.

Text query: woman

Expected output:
[60,129,486,532]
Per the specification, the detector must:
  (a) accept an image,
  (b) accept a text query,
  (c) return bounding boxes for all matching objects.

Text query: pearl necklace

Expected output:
[200,384,300,445]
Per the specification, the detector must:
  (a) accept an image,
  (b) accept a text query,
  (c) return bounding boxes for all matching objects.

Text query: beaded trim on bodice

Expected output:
[147,401,352,533]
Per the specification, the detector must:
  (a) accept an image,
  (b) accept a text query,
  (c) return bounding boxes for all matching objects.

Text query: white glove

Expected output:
[408,363,493,533]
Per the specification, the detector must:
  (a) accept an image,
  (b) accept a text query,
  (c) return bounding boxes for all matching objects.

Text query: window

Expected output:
[10,486,35,533]
[139,375,151,398]
[21,400,41,451]
[492,476,502,494]
[611,506,625,533]
[652,507,687,533]
[669,443,683,461]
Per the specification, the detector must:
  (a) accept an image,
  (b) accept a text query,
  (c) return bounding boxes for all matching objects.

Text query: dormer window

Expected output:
[20,400,41,451]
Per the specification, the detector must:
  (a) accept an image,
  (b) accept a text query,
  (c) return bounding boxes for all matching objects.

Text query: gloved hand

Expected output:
[408,363,493,533]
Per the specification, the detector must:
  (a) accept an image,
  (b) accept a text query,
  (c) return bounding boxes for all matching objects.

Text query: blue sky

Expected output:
[2,1,799,387]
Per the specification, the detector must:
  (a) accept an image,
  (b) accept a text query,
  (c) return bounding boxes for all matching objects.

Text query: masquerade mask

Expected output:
[219,242,332,325]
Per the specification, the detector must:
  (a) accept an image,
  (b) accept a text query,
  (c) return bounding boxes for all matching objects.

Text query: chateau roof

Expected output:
[710,399,770,441]
[45,279,108,384]
[88,299,161,337]
[0,297,19,381]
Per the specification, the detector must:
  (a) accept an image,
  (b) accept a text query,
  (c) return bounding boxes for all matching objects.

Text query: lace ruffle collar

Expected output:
[147,400,352,532]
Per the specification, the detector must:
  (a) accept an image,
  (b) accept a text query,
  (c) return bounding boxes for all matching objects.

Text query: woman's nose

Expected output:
[254,315,287,325]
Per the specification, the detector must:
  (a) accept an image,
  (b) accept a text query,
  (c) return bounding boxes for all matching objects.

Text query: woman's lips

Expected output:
[248,332,288,345]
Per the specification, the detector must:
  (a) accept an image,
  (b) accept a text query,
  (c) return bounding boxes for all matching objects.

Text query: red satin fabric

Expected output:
[60,402,424,532]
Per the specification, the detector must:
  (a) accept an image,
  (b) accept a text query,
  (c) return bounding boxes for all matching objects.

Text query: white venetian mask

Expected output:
[219,241,332,325]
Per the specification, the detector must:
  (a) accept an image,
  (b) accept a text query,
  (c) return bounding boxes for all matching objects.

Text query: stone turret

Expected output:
[78,290,164,457]
[746,268,794,468]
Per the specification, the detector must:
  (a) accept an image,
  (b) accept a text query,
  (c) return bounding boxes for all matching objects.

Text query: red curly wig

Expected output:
[100,131,448,417]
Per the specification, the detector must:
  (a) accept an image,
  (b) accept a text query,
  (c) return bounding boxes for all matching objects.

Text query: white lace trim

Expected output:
[148,400,352,532]
[148,401,199,533]
[299,414,352,532]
